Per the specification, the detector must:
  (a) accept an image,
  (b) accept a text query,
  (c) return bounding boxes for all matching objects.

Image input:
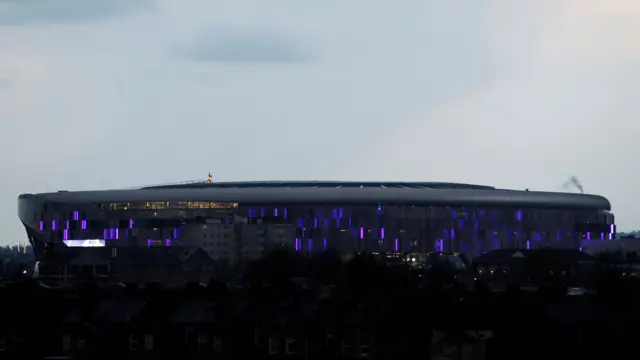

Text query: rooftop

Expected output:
[141,180,496,190]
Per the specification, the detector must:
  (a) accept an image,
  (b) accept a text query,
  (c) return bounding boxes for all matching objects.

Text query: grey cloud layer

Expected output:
[0,0,638,245]
[182,26,313,64]
[0,0,153,25]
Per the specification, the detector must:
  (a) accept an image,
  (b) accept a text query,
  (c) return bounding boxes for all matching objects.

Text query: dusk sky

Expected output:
[0,0,638,244]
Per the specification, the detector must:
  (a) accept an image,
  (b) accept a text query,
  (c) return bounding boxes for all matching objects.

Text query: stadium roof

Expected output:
[142,180,496,190]
[19,180,612,210]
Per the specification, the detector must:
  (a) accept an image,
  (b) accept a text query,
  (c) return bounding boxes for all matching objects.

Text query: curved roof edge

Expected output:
[141,180,496,190]
[19,187,612,211]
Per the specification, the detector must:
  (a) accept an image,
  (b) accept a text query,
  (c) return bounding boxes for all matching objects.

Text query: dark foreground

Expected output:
[1,283,639,359]
[1,250,640,359]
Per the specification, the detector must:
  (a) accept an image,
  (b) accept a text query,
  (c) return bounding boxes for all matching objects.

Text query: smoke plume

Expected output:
[563,176,584,193]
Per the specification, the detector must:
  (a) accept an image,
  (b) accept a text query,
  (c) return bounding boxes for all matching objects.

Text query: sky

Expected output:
[0,0,638,244]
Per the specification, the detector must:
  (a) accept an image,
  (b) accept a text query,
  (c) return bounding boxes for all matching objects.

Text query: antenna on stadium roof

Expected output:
[207,173,213,184]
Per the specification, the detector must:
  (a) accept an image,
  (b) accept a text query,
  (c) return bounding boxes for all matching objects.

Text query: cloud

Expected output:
[0,0,639,245]
[0,0,153,26]
[182,26,313,64]
[0,77,9,87]
[534,0,640,65]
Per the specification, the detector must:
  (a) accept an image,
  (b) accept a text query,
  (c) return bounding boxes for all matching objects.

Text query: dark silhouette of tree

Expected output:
[306,249,344,285]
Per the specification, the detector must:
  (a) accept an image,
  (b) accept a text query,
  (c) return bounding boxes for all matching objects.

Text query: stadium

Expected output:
[17,179,615,282]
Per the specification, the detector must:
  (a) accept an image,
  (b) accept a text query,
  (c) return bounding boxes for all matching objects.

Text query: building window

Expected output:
[144,335,154,350]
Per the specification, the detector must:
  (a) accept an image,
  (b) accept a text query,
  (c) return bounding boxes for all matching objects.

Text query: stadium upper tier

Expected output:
[19,180,610,210]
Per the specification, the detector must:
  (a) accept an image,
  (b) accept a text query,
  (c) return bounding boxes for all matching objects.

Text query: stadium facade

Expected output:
[18,180,615,282]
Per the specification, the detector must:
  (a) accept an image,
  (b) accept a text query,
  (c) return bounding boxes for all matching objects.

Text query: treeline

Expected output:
[0,249,639,359]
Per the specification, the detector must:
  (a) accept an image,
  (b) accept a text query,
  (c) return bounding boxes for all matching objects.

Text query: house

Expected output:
[93,297,149,357]
[168,297,218,356]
